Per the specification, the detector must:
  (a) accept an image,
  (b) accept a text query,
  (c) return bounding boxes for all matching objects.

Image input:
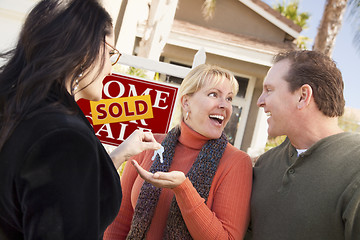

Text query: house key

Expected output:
[151,145,164,163]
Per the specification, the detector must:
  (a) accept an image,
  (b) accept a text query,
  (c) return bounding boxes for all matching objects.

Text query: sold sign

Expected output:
[90,95,153,125]
[77,73,179,147]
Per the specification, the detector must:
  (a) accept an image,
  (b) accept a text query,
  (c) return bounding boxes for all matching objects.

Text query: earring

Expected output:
[185,111,189,120]
[73,79,79,91]
[72,72,83,92]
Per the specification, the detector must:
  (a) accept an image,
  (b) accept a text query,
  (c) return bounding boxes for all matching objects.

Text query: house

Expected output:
[0,0,301,157]
[111,0,301,157]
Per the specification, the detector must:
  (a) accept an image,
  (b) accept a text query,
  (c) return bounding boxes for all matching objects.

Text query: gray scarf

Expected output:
[127,125,227,239]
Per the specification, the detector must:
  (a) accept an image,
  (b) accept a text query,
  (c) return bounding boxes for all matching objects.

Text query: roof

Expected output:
[169,20,297,66]
[240,0,302,38]
[171,19,297,54]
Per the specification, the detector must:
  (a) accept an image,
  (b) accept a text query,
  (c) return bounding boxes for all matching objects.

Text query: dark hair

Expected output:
[274,50,345,117]
[0,0,113,150]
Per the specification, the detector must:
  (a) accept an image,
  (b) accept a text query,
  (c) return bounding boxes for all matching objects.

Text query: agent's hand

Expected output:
[131,159,186,189]
[110,130,162,169]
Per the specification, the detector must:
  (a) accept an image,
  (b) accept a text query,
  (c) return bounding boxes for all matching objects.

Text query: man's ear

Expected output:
[297,84,313,110]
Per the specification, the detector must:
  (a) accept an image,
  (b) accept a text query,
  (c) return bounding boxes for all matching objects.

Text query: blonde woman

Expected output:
[105,64,252,240]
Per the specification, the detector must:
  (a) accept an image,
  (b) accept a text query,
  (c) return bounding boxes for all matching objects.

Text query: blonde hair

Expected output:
[178,64,239,119]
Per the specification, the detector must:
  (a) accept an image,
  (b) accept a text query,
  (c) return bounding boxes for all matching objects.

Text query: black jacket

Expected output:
[0,90,121,239]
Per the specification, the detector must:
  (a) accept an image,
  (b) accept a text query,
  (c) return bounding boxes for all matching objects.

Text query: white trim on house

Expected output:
[247,108,269,158]
[137,25,275,67]
[167,30,275,67]
[117,53,192,78]
[0,8,26,21]
[233,76,256,148]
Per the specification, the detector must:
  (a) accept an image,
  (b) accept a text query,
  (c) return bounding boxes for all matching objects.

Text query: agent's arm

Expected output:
[19,129,119,239]
[110,130,161,169]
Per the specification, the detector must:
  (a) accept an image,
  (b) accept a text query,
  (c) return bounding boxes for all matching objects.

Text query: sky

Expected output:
[263,0,360,110]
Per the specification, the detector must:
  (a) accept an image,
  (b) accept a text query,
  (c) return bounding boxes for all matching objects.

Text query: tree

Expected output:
[313,0,360,56]
[348,0,360,52]
[338,107,360,132]
[272,0,311,49]
[273,0,310,28]
[313,0,348,56]
[202,0,217,20]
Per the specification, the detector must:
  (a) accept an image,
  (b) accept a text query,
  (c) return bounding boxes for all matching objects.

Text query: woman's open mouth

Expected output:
[209,114,224,125]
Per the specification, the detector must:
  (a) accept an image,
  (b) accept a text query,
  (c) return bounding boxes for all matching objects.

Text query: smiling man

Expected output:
[247,50,360,240]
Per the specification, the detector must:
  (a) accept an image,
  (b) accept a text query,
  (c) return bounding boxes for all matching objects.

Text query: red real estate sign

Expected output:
[77,73,179,147]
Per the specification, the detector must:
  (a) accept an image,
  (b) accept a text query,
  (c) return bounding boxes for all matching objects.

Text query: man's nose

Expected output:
[257,93,265,107]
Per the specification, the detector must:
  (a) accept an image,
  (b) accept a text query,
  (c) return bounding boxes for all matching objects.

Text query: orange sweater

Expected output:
[104,122,252,239]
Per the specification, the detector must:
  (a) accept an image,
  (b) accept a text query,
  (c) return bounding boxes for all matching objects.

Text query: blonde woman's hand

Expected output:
[131,160,186,189]
[110,130,162,169]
